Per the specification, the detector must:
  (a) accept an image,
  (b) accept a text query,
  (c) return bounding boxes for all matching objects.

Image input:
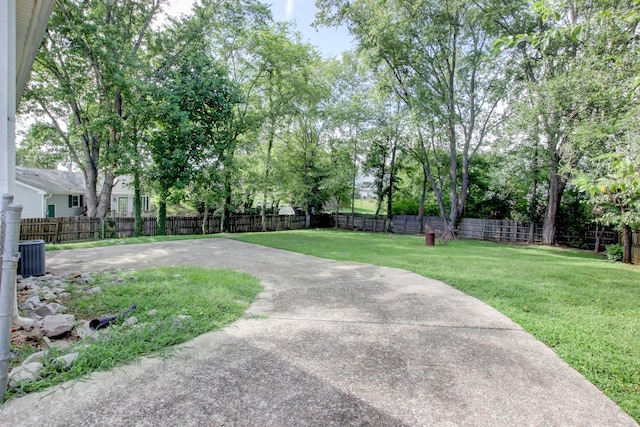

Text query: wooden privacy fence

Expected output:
[632,231,640,265]
[334,214,619,249]
[20,214,333,243]
[457,218,538,243]
[22,213,631,260]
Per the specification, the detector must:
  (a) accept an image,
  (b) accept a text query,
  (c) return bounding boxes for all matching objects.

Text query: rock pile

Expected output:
[9,272,100,387]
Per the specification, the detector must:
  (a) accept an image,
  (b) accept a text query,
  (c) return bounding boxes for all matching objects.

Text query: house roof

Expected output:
[16,166,85,194]
[16,1,55,104]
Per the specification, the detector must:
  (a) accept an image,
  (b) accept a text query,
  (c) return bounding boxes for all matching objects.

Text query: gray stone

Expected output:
[35,303,66,317]
[146,309,158,316]
[8,362,43,387]
[34,304,55,317]
[41,292,57,301]
[48,303,67,314]
[54,353,79,369]
[86,286,102,295]
[42,314,76,337]
[24,295,41,310]
[76,321,99,340]
[22,351,46,365]
[52,287,66,294]
[123,316,138,327]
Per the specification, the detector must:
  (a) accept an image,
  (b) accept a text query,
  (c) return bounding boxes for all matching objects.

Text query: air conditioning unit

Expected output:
[18,240,46,277]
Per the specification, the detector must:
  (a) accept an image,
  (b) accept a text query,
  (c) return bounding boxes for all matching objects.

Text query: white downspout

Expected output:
[2,195,34,329]
[44,193,52,217]
[0,0,17,402]
[0,197,22,400]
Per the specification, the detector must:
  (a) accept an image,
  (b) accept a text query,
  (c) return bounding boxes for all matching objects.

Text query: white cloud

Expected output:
[286,0,294,19]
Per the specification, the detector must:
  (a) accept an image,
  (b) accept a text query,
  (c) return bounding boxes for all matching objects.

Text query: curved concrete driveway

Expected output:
[1,238,636,426]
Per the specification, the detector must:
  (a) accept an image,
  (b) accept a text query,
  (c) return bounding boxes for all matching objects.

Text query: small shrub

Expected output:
[606,244,623,262]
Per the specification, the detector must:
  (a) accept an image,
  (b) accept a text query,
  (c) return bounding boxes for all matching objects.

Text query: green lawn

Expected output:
[233,229,640,421]
[46,234,219,251]
[342,198,379,214]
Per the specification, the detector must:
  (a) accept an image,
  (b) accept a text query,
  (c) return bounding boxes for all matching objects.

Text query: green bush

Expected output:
[391,198,420,215]
[606,244,623,262]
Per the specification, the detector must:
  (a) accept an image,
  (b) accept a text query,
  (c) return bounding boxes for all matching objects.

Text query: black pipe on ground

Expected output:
[89,304,137,330]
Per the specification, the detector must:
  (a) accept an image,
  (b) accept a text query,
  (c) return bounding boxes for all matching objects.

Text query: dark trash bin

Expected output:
[18,240,46,277]
[425,232,435,246]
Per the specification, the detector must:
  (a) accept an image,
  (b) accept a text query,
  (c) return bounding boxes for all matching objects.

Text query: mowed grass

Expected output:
[342,198,379,214]
[46,234,220,251]
[233,229,640,421]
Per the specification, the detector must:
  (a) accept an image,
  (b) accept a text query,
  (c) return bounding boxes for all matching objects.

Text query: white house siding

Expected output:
[14,182,45,218]
[50,195,83,217]
[111,195,132,216]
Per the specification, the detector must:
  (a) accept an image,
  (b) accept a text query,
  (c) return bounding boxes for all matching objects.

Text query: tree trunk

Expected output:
[133,170,142,237]
[305,210,311,229]
[386,136,397,233]
[623,224,632,264]
[528,223,536,245]
[202,203,209,235]
[418,169,427,221]
[542,160,567,245]
[593,224,604,254]
[222,184,232,233]
[261,117,276,232]
[157,188,168,236]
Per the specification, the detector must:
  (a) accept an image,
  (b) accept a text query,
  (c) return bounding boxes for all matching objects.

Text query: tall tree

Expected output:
[193,0,273,231]
[493,0,639,244]
[566,0,640,260]
[146,46,238,235]
[323,51,375,217]
[250,24,320,231]
[317,0,508,236]
[21,0,162,217]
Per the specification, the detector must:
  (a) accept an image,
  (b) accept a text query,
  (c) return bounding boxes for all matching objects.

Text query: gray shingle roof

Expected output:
[16,166,85,194]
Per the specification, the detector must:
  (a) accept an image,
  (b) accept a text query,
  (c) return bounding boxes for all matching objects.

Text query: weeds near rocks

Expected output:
[6,267,261,401]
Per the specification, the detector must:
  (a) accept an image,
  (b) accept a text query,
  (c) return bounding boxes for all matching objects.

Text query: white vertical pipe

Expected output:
[0,200,22,401]
[0,0,17,197]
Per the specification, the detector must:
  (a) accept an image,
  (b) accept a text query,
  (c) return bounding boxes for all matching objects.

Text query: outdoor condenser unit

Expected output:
[18,240,46,277]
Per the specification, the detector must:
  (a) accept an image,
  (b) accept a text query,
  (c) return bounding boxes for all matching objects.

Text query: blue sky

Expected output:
[267,0,354,57]
[164,0,354,58]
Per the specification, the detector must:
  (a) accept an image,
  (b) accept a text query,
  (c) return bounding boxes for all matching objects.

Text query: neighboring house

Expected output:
[356,175,375,199]
[15,166,86,218]
[109,175,153,217]
[14,166,152,219]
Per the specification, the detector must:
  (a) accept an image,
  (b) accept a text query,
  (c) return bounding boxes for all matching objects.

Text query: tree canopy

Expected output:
[17,0,640,259]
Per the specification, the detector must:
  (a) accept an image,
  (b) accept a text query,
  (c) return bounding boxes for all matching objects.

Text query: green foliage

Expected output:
[145,41,240,234]
[391,197,420,215]
[317,0,509,226]
[6,267,261,400]
[235,229,640,421]
[21,0,162,217]
[606,244,624,262]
